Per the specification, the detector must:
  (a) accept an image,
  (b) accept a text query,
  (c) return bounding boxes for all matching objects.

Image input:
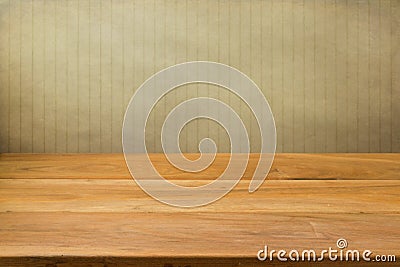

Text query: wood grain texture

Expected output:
[0,257,398,267]
[1,212,399,257]
[0,0,399,153]
[1,179,399,214]
[0,153,399,180]
[0,153,399,266]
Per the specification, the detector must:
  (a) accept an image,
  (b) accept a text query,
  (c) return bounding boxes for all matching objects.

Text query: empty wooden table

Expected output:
[0,153,399,266]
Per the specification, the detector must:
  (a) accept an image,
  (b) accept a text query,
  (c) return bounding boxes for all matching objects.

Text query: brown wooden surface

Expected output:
[0,154,399,266]
[1,153,399,180]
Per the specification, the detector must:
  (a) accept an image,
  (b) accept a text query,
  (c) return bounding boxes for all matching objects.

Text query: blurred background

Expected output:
[0,0,398,153]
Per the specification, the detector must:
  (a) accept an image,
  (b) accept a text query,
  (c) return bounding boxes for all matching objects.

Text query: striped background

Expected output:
[0,0,399,153]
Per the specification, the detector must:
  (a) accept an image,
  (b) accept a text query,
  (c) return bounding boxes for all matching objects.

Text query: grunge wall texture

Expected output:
[0,0,399,153]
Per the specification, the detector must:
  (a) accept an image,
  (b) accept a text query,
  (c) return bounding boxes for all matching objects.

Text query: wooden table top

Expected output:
[0,153,399,266]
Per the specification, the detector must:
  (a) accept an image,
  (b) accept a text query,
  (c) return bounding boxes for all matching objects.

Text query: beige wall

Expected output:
[0,0,399,153]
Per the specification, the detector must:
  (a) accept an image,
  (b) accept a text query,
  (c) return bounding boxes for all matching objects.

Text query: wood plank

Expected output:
[0,211,399,258]
[0,153,399,180]
[0,256,398,267]
[0,179,399,214]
